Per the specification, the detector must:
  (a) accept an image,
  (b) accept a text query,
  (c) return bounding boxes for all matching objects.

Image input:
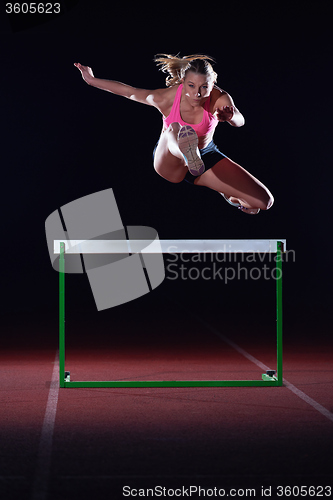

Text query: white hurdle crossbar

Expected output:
[54,239,286,255]
[55,239,285,388]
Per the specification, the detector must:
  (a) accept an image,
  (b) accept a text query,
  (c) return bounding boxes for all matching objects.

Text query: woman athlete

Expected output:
[74,54,274,214]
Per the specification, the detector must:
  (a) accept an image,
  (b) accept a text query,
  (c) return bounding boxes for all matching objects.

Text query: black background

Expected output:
[1,1,331,332]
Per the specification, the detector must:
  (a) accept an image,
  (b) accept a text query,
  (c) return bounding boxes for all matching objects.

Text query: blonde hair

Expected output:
[154,53,218,87]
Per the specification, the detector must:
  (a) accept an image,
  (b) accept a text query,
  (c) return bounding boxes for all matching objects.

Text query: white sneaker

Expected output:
[177,125,205,176]
[221,193,241,207]
[221,194,260,214]
[238,206,260,214]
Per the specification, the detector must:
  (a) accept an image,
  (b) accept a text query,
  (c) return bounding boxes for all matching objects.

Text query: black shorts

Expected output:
[153,140,227,184]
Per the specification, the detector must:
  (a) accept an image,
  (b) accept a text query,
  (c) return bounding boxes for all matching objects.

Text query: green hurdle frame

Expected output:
[58,241,284,388]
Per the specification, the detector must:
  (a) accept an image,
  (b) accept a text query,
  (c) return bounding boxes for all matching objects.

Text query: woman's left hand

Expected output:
[216,105,234,122]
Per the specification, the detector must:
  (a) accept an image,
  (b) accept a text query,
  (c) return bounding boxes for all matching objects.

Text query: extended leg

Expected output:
[194,157,274,213]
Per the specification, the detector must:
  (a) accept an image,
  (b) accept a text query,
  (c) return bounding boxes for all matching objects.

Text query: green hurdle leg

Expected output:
[59,242,65,388]
[276,240,283,386]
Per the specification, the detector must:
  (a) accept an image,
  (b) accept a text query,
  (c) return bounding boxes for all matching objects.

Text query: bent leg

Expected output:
[153,123,188,183]
[194,157,274,211]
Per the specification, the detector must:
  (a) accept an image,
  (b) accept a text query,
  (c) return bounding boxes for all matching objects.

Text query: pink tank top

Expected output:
[163,84,218,137]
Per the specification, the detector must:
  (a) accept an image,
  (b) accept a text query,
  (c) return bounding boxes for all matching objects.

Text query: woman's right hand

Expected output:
[74,63,94,85]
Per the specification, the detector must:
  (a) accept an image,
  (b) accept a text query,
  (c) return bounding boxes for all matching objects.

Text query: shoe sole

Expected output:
[178,126,205,176]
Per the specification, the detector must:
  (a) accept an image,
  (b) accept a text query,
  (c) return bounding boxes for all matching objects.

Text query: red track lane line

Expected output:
[31,351,59,500]
[198,317,333,424]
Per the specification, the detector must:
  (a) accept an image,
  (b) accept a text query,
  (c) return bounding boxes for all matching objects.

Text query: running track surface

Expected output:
[1,284,332,500]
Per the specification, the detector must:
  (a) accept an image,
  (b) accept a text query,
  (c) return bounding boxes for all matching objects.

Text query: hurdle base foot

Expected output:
[262,372,277,382]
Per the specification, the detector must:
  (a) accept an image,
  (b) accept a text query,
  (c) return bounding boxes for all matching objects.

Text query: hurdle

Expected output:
[54,239,286,388]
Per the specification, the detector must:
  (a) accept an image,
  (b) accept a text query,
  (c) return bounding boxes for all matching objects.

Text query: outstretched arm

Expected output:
[74,63,156,106]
